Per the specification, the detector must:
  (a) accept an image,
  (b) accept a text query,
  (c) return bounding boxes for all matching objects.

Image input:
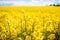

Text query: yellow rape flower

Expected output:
[17,37,22,40]
[25,35,31,40]
[48,34,55,40]
[1,34,6,40]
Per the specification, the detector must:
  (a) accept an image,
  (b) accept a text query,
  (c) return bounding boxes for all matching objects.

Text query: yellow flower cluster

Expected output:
[0,6,60,40]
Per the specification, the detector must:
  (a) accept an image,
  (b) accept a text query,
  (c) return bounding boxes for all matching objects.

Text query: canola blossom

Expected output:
[0,6,60,40]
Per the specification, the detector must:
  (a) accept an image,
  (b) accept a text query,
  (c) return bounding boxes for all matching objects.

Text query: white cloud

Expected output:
[0,0,60,6]
[12,0,54,6]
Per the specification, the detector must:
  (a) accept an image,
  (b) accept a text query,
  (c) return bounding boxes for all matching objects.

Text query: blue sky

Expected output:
[0,0,60,6]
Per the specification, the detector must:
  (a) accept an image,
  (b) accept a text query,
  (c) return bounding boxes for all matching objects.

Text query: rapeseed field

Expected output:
[0,6,60,40]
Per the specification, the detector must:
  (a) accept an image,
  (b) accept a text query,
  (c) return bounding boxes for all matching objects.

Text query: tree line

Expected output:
[50,4,60,6]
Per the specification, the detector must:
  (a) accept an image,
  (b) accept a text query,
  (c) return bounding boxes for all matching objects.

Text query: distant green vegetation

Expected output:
[50,4,60,6]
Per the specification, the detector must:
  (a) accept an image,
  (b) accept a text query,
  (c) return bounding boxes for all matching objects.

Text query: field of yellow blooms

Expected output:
[0,6,60,40]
